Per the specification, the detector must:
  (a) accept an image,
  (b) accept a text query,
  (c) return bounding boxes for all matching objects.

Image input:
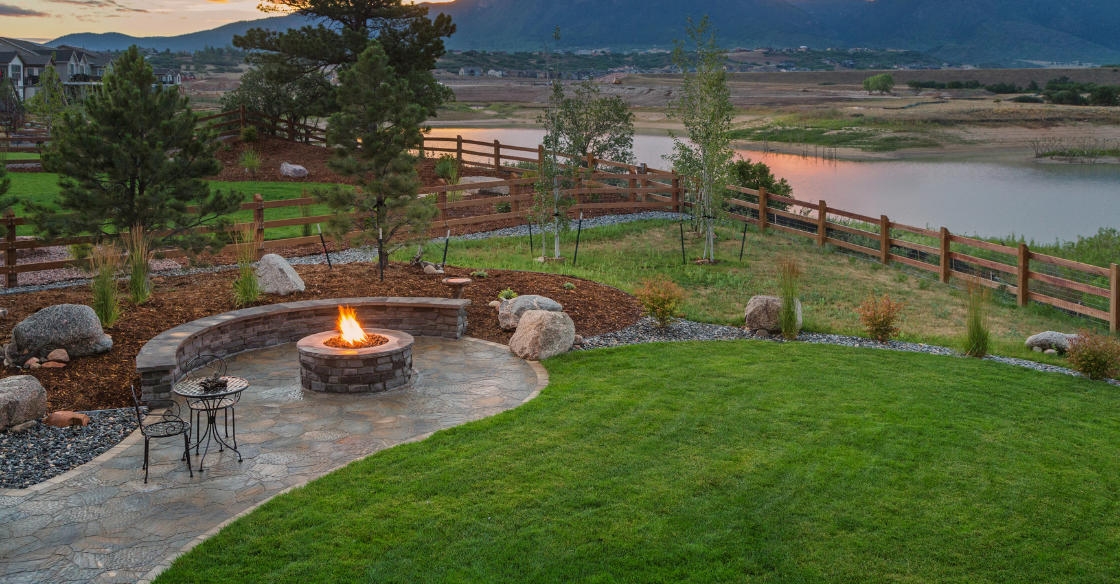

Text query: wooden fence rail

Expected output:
[2,120,1117,332]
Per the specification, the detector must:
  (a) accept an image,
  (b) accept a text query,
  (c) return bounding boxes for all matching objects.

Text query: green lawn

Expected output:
[6,173,343,239]
[156,341,1120,583]
[1,152,39,160]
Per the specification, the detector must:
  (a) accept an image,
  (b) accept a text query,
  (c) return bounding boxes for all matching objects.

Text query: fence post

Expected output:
[816,200,827,247]
[1017,243,1030,307]
[253,193,265,261]
[287,117,295,142]
[418,135,425,159]
[1111,263,1119,333]
[494,140,501,171]
[880,215,890,264]
[538,144,544,169]
[758,186,768,233]
[939,227,951,283]
[239,104,246,132]
[671,172,681,214]
[456,135,463,166]
[438,190,447,223]
[629,168,638,213]
[4,210,16,288]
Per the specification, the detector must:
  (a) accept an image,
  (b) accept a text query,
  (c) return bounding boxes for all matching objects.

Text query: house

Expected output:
[458,66,483,76]
[0,38,132,100]
[486,69,507,78]
[152,68,181,86]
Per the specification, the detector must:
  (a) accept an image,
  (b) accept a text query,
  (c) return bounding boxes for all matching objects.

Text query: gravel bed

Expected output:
[0,408,141,490]
[580,317,1119,386]
[4,162,41,170]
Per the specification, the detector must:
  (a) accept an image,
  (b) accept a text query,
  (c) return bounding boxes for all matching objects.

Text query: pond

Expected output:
[427,127,1120,243]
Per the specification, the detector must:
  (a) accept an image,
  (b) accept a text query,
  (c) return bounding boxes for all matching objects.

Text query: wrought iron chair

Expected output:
[184,355,240,452]
[130,385,192,483]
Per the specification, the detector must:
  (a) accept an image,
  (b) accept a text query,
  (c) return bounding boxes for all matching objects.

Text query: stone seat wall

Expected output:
[136,298,470,406]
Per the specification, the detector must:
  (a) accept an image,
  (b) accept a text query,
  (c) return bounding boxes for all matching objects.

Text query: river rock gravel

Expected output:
[0,408,141,490]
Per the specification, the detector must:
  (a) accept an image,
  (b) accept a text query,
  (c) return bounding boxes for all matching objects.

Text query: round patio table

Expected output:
[173,376,247,472]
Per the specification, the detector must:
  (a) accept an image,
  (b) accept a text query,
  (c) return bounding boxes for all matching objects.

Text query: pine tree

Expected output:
[30,46,241,257]
[313,42,437,271]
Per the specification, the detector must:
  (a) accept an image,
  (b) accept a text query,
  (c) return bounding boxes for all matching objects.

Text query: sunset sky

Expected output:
[0,0,454,43]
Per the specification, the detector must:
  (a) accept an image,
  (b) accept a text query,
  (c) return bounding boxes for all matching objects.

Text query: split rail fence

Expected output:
[1,117,1116,332]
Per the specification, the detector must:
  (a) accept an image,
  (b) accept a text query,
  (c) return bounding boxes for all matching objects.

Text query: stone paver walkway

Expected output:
[0,338,543,584]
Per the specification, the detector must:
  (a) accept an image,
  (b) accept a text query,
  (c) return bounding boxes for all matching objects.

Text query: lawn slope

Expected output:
[157,341,1120,583]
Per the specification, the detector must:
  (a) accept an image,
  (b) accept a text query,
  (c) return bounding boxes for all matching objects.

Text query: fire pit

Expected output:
[297,307,414,394]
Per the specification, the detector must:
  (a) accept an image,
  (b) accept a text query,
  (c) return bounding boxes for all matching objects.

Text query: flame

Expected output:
[336,306,368,346]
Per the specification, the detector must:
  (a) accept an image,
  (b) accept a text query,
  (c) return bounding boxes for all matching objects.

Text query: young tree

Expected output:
[26,64,68,135]
[863,73,895,95]
[531,80,582,261]
[220,63,328,136]
[547,79,635,165]
[30,46,241,257]
[314,42,437,270]
[0,77,25,134]
[233,0,454,117]
[729,158,793,210]
[666,16,734,263]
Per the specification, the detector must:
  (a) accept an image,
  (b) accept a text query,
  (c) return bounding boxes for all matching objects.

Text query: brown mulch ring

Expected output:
[0,262,641,412]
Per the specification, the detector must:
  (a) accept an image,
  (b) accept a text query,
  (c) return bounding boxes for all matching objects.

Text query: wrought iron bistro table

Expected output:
[172,376,247,472]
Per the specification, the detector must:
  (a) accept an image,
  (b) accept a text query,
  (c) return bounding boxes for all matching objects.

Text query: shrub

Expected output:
[963,277,992,358]
[231,224,260,307]
[240,126,258,143]
[777,256,801,340]
[89,243,122,327]
[496,200,512,213]
[855,294,907,342]
[1011,95,1044,104]
[240,149,261,176]
[1067,330,1120,380]
[498,288,518,300]
[563,282,576,290]
[635,275,686,329]
[300,200,313,237]
[434,154,458,179]
[470,270,488,278]
[122,223,153,305]
[68,243,92,269]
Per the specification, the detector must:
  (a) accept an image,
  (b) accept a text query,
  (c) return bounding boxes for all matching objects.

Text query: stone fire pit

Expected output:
[297,328,415,394]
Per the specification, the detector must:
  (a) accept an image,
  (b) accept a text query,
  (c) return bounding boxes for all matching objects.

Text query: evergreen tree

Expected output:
[30,46,241,257]
[26,64,68,135]
[0,78,24,134]
[313,42,437,270]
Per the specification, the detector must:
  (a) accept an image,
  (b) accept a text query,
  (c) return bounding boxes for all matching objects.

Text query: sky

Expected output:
[0,0,454,43]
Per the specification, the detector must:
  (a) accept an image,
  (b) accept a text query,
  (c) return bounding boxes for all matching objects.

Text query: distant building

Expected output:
[486,69,507,77]
[0,37,129,100]
[458,66,483,76]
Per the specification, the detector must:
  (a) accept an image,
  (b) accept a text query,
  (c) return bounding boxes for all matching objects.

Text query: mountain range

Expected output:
[50,0,1120,65]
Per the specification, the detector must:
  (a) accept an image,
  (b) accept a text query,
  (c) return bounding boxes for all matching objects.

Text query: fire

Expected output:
[336,306,368,347]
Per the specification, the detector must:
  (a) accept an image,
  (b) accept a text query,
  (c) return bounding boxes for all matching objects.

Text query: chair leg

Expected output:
[193,409,200,455]
[231,407,237,449]
[143,436,150,484]
[183,431,194,478]
[224,408,228,438]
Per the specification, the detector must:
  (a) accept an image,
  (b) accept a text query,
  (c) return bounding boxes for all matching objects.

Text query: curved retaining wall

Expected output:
[136,298,470,406]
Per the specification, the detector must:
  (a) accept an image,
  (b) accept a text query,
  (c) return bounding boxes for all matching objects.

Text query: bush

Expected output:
[1010,95,1044,104]
[89,243,122,327]
[240,126,258,142]
[963,277,991,358]
[231,224,259,307]
[68,243,92,269]
[635,275,686,329]
[777,256,801,340]
[498,288,518,300]
[496,200,512,213]
[240,149,261,175]
[434,154,458,179]
[1067,330,1120,380]
[563,282,576,290]
[470,270,488,278]
[122,224,153,305]
[855,294,907,342]
[300,200,313,237]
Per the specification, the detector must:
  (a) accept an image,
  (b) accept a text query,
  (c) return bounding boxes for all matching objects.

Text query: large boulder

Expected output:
[459,176,510,196]
[12,304,112,359]
[0,376,46,432]
[744,295,802,334]
[256,254,306,295]
[509,310,576,361]
[280,163,308,178]
[1026,331,1077,353]
[498,295,563,331]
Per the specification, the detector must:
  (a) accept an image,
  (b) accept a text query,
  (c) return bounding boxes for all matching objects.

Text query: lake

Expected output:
[427,127,1120,243]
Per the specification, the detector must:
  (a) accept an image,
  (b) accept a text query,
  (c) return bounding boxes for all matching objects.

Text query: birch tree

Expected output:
[665,16,734,263]
[26,64,68,135]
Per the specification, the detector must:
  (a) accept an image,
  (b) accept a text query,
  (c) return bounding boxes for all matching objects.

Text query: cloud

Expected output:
[0,3,49,16]
[205,0,229,3]
[45,0,148,12]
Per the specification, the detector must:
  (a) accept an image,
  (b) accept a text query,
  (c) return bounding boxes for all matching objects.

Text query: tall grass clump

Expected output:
[1067,330,1120,381]
[777,256,801,339]
[963,276,992,358]
[123,223,153,305]
[635,275,687,328]
[240,149,261,176]
[89,243,122,327]
[231,224,260,307]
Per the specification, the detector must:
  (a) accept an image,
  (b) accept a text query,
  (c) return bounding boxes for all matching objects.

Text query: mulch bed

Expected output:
[0,262,641,412]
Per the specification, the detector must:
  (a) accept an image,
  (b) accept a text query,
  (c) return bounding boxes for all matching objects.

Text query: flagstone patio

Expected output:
[0,337,545,584]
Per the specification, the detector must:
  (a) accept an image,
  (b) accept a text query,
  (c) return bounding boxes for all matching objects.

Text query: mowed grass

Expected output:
[5,173,343,239]
[156,341,1120,583]
[405,220,1096,365]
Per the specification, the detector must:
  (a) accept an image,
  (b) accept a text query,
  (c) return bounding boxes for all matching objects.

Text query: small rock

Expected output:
[1044,349,1058,355]
[46,349,69,363]
[280,162,308,178]
[0,308,8,318]
[755,329,771,339]
[509,310,576,360]
[44,411,90,428]
[498,295,563,331]
[29,362,41,369]
[23,357,39,367]
[488,300,501,308]
[573,334,584,345]
[744,296,802,334]
[256,254,306,295]
[0,375,47,432]
[1032,346,1043,353]
[8,419,37,432]
[41,362,64,369]
[423,264,444,275]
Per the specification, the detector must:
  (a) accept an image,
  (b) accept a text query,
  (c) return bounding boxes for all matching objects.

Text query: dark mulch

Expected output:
[0,262,641,412]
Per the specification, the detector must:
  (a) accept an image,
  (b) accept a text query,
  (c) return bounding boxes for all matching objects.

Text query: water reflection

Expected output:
[427,127,1120,241]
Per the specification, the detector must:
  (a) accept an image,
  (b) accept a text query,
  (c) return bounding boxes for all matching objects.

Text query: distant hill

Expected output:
[50,0,1120,65]
[49,14,313,52]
